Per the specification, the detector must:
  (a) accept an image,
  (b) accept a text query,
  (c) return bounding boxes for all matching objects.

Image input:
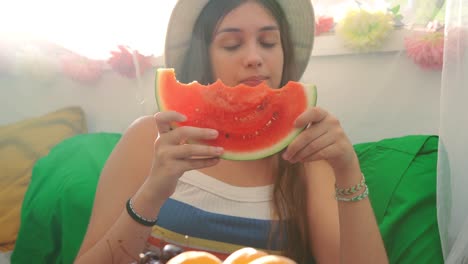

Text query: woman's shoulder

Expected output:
[128,114,157,132]
[107,115,157,161]
[122,114,158,141]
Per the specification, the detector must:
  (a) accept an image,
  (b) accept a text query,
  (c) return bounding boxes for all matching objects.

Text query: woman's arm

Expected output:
[75,112,223,263]
[304,159,388,264]
[283,106,388,263]
[303,160,340,264]
[334,159,388,264]
[75,116,161,263]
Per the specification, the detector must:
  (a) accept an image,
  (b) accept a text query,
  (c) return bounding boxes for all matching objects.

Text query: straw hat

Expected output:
[164,0,315,81]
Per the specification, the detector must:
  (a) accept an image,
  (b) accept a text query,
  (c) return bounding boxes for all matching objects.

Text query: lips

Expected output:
[240,76,269,87]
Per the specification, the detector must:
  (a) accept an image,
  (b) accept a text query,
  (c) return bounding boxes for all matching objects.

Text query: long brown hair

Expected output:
[176,0,311,262]
[273,159,312,263]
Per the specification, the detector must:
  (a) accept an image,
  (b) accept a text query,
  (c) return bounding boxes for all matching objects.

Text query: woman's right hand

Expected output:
[145,111,224,201]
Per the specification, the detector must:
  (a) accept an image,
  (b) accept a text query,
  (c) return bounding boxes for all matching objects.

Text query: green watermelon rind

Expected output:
[155,70,165,112]
[221,84,317,160]
[155,69,318,161]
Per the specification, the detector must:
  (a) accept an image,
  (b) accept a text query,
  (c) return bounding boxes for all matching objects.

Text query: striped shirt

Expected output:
[145,169,284,260]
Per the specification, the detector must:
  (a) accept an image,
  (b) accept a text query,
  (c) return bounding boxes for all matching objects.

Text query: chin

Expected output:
[269,81,281,89]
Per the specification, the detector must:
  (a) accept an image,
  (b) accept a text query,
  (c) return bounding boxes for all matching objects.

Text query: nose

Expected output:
[243,44,262,68]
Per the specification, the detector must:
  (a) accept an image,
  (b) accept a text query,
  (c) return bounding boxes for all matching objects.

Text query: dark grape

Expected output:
[138,251,160,264]
[160,244,184,263]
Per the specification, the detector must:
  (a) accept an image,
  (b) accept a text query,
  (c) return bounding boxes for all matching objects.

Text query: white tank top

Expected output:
[146,170,284,260]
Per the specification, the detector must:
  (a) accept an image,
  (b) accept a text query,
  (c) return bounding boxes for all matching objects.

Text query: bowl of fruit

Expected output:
[135,244,297,264]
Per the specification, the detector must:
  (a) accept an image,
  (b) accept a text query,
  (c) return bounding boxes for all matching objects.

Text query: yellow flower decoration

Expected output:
[336,9,394,52]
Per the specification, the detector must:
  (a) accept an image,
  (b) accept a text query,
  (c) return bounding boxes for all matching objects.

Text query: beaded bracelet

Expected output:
[336,185,369,202]
[335,173,366,196]
[126,197,158,227]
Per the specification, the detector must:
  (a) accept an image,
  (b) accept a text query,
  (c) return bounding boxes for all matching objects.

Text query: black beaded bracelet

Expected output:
[126,197,158,227]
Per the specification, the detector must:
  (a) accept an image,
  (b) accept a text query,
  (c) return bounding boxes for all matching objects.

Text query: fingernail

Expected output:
[209,130,219,137]
[215,147,224,154]
[179,115,187,121]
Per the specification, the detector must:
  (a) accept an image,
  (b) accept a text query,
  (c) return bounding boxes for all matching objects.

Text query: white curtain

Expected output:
[437,0,468,262]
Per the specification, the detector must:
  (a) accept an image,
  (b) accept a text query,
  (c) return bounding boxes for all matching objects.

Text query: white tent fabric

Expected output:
[437,0,468,262]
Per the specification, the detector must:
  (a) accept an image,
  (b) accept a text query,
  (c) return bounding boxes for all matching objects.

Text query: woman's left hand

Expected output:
[282,106,358,171]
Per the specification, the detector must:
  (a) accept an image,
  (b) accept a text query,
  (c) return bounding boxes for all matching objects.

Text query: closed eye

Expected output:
[224,44,241,51]
[261,42,277,48]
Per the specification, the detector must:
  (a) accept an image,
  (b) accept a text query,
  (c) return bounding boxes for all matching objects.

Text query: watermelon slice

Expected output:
[155,68,317,160]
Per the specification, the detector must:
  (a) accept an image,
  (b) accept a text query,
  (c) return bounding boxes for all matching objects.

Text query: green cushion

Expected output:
[355,135,443,264]
[11,133,121,264]
[11,133,443,263]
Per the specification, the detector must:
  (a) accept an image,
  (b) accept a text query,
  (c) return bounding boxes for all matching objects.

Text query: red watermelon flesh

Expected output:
[155,68,317,160]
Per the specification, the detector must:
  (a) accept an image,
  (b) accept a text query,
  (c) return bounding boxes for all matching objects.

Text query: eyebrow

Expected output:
[215,25,279,36]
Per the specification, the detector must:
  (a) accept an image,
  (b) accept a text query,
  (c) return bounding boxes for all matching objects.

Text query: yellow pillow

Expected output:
[0,106,87,251]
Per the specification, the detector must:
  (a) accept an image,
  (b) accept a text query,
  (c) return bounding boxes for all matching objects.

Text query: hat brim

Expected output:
[164,0,315,81]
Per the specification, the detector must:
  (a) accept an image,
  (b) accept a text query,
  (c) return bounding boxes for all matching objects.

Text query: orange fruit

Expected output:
[247,255,297,264]
[166,250,222,264]
[223,247,268,264]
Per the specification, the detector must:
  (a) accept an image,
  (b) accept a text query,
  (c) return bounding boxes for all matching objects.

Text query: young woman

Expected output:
[75,0,388,263]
